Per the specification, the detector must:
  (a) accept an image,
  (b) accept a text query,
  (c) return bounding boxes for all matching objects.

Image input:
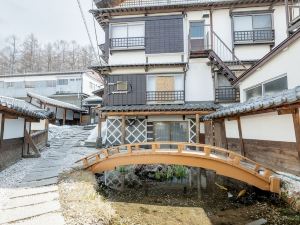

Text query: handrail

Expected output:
[76,142,277,181]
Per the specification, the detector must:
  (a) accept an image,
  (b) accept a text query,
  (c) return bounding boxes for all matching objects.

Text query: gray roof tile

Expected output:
[204,87,300,120]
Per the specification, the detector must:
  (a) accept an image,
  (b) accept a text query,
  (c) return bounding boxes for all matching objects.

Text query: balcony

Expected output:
[146,91,184,103]
[110,37,145,50]
[215,87,240,103]
[120,0,215,8]
[233,30,275,44]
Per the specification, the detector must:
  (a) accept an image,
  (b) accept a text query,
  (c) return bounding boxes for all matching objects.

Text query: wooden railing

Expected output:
[146,91,184,102]
[215,87,240,103]
[78,142,277,180]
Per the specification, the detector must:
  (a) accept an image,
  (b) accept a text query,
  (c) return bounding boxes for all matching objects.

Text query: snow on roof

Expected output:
[204,86,300,120]
[0,96,51,119]
[27,92,85,112]
[83,96,102,102]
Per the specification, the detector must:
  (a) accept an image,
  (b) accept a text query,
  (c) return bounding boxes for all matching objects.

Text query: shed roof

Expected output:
[27,92,86,112]
[204,87,300,120]
[0,96,51,119]
[100,102,219,112]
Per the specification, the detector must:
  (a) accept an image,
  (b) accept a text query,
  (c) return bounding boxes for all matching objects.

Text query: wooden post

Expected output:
[220,119,228,149]
[237,117,245,156]
[0,114,5,147]
[121,116,126,145]
[196,114,200,143]
[45,119,49,144]
[292,108,300,158]
[96,112,102,148]
[63,109,66,125]
[79,113,82,125]
[197,168,202,199]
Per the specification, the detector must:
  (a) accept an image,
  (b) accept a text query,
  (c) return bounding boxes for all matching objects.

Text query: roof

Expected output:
[0,96,51,119]
[83,96,102,107]
[204,87,300,120]
[100,102,219,112]
[233,28,300,86]
[0,71,84,78]
[27,92,85,112]
[90,62,188,74]
[92,0,283,14]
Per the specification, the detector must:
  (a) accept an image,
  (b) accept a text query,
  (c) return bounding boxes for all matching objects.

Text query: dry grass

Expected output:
[58,170,115,225]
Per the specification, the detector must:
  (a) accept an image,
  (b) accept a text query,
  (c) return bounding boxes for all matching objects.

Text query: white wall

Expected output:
[185,58,214,102]
[3,118,25,140]
[239,37,300,101]
[56,108,64,120]
[82,73,102,96]
[31,119,46,131]
[240,112,296,142]
[225,119,239,138]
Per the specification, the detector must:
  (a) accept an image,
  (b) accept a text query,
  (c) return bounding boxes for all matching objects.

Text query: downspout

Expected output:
[285,0,290,36]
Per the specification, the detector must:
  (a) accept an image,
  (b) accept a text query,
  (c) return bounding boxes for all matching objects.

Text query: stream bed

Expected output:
[99,182,300,225]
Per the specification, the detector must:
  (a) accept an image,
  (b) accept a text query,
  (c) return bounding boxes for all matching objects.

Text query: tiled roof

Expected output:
[100,102,219,112]
[0,96,52,119]
[204,87,300,120]
[27,92,85,112]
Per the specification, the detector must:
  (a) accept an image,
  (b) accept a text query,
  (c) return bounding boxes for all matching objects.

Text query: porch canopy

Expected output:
[99,102,219,116]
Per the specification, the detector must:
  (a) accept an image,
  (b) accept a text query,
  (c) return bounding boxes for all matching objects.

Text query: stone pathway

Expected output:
[0,126,96,225]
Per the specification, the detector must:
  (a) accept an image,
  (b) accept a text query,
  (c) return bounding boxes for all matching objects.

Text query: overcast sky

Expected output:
[0,0,104,46]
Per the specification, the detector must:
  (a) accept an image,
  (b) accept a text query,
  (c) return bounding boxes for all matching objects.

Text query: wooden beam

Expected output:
[196,114,200,143]
[103,110,213,117]
[277,108,294,115]
[24,130,40,156]
[121,116,126,145]
[237,117,245,156]
[292,108,300,158]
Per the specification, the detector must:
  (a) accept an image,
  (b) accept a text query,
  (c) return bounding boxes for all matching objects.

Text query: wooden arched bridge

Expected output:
[77,142,281,193]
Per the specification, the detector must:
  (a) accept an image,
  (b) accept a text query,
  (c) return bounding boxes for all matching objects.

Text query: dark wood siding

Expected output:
[0,138,23,171]
[104,74,146,106]
[145,15,184,54]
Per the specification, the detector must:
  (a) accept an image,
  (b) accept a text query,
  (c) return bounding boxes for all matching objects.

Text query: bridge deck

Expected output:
[76,142,281,193]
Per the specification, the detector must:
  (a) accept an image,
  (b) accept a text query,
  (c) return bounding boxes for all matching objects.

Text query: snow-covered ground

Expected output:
[84,122,107,146]
[0,125,97,224]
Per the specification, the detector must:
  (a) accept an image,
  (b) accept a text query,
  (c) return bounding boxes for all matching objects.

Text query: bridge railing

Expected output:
[77,142,276,181]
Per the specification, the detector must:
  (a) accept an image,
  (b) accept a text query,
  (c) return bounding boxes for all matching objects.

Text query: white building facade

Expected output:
[91,0,292,147]
[0,71,102,107]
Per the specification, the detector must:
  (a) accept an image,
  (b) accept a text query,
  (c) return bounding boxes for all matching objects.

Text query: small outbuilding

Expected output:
[27,92,86,125]
[0,96,52,170]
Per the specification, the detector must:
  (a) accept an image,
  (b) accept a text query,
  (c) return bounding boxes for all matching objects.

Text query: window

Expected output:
[245,85,262,101]
[153,122,189,142]
[233,13,274,43]
[57,79,68,85]
[263,76,288,96]
[46,80,56,87]
[25,81,35,88]
[110,23,145,49]
[245,75,288,101]
[190,21,204,39]
[6,82,14,88]
[116,81,128,91]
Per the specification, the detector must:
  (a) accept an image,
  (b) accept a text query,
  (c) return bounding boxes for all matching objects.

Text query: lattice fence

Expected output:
[125,119,147,144]
[189,119,196,143]
[106,118,122,146]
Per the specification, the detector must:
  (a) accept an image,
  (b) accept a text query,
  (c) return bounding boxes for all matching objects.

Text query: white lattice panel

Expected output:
[106,118,122,146]
[189,119,196,143]
[125,119,147,144]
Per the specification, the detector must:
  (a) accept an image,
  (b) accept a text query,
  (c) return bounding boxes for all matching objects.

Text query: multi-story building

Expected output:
[0,71,102,107]
[91,0,290,146]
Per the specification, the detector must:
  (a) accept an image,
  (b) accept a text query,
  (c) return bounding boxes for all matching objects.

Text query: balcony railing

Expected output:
[146,91,184,102]
[233,30,275,44]
[215,87,240,103]
[110,37,145,49]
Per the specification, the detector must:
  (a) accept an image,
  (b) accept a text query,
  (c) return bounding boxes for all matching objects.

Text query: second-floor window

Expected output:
[233,13,274,44]
[57,79,68,85]
[110,23,145,49]
[146,74,184,102]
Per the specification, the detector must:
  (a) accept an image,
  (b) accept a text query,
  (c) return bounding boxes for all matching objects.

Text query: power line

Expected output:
[76,0,101,65]
[92,0,102,61]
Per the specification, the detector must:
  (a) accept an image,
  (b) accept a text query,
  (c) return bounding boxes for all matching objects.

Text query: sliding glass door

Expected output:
[153,121,189,142]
